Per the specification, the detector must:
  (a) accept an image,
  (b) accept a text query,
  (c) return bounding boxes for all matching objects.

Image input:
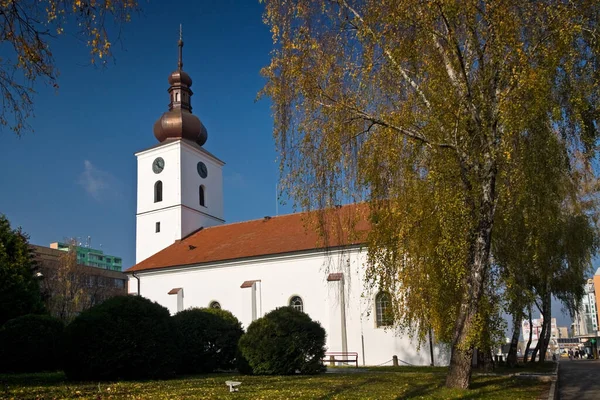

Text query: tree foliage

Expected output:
[260,0,600,388]
[0,0,138,135]
[0,214,45,326]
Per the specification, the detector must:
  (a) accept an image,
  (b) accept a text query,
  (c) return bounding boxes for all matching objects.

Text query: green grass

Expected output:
[0,369,550,400]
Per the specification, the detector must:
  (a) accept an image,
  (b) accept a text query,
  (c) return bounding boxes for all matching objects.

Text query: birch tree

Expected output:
[260,0,600,388]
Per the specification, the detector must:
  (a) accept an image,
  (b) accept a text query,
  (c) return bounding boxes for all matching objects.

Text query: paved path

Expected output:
[558,359,600,399]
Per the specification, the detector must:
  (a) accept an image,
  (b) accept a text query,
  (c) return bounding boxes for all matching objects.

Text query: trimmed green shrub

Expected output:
[173,307,244,374]
[64,295,177,381]
[238,307,326,375]
[0,314,63,373]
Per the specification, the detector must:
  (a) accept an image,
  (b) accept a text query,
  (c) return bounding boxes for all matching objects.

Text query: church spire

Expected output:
[178,24,183,71]
[153,27,208,146]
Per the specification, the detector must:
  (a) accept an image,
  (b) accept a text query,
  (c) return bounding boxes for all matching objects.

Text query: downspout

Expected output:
[340,276,348,356]
[132,272,141,296]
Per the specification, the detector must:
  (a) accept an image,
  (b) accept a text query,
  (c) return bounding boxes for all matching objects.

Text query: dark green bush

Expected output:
[0,314,63,373]
[173,307,244,374]
[63,295,177,381]
[238,307,326,375]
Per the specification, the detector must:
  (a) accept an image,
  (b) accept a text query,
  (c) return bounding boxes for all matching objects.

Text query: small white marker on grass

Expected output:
[225,380,242,392]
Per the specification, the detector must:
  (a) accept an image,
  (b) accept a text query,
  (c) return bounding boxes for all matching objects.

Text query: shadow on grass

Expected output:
[316,376,385,399]
[394,375,543,399]
[0,371,66,386]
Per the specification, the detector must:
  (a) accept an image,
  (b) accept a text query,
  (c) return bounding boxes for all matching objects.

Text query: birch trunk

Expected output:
[524,307,533,363]
[445,172,496,389]
[506,313,522,367]
[538,292,552,362]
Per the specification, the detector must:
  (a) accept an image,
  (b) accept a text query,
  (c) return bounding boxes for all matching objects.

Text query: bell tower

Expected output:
[135,27,225,264]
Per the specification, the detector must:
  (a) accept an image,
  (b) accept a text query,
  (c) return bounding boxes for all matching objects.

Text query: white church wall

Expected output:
[135,207,181,263]
[128,247,450,367]
[179,143,224,224]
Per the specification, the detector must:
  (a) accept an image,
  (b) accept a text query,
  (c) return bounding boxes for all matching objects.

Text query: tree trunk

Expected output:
[531,322,544,363]
[429,327,435,366]
[506,313,522,367]
[445,172,496,389]
[538,292,552,362]
[524,306,533,363]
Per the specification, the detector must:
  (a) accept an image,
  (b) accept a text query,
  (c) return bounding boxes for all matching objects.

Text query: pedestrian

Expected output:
[568,349,573,360]
[575,350,579,359]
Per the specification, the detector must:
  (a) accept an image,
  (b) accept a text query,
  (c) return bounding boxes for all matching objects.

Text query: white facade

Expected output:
[573,279,598,336]
[128,247,450,366]
[135,139,225,263]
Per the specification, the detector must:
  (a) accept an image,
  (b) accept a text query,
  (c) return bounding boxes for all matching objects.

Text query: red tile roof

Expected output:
[127,204,370,273]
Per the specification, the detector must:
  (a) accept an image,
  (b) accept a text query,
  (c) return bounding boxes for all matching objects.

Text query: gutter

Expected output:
[132,272,141,296]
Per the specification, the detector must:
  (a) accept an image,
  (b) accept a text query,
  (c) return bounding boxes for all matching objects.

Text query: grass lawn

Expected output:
[0,367,550,400]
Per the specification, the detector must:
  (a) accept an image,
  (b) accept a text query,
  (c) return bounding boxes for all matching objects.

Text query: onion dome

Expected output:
[153,27,208,146]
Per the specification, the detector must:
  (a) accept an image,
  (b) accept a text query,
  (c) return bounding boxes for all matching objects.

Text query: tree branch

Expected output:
[334,0,432,110]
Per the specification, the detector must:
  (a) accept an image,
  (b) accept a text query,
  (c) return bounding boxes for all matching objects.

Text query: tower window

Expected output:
[155,222,160,233]
[199,185,205,207]
[175,92,179,102]
[209,301,221,309]
[154,181,163,203]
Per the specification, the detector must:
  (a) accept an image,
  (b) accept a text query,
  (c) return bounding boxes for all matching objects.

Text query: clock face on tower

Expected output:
[152,157,165,174]
[197,161,208,178]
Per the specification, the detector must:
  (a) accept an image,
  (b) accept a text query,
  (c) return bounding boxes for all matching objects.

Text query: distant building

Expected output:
[521,315,560,356]
[32,244,127,321]
[573,278,598,336]
[558,326,569,339]
[50,242,122,271]
[522,315,558,342]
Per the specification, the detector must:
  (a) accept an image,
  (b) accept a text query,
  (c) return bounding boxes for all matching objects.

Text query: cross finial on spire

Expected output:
[178,24,183,70]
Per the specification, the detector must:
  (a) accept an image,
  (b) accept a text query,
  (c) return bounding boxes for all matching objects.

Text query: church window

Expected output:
[175,92,179,102]
[375,292,393,327]
[154,181,163,202]
[155,222,160,233]
[289,296,303,312]
[199,185,205,207]
[209,301,221,309]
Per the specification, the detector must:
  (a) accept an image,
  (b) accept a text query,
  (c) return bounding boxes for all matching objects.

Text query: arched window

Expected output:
[209,301,221,309]
[154,181,163,203]
[175,92,179,102]
[199,185,205,207]
[375,292,393,327]
[289,296,303,312]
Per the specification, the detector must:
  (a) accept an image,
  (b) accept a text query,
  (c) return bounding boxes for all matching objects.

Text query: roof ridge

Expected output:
[200,203,361,231]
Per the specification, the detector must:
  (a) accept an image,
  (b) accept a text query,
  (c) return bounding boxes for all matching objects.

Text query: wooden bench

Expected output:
[323,351,359,367]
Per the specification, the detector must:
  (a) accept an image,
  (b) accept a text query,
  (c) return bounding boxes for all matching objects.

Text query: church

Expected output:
[125,35,449,367]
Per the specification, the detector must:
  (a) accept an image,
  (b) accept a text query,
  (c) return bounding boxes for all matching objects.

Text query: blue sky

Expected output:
[0,0,294,267]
